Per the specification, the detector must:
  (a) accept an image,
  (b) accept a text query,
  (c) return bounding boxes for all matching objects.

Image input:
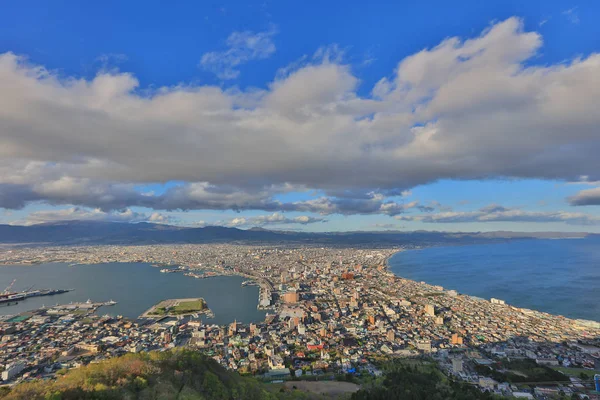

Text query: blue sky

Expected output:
[1,0,600,231]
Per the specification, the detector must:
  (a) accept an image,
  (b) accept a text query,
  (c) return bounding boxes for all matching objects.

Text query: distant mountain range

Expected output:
[0,221,593,247]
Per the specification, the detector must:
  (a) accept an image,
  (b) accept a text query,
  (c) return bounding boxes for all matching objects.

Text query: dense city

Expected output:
[0,244,599,398]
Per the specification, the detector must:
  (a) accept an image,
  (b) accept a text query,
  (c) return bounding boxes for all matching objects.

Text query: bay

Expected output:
[0,262,267,325]
[388,237,600,321]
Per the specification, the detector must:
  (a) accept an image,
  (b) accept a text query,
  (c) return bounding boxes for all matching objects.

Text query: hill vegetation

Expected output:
[0,351,532,400]
[350,359,501,400]
[0,350,304,400]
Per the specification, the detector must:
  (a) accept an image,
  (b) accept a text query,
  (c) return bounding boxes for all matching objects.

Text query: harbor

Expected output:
[0,262,267,324]
[0,279,73,307]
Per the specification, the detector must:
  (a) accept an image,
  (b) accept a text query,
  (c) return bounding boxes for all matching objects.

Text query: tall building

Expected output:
[416,340,431,352]
[1,361,25,381]
[283,291,299,304]
[451,333,463,345]
[424,304,435,316]
[249,323,258,336]
[298,324,306,335]
[386,330,395,342]
[228,320,237,336]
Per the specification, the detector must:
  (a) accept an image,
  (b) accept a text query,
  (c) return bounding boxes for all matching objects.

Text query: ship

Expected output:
[0,290,71,307]
[184,272,204,279]
[0,293,25,306]
[23,289,73,298]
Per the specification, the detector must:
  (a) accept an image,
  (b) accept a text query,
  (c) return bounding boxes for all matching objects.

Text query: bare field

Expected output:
[283,381,360,398]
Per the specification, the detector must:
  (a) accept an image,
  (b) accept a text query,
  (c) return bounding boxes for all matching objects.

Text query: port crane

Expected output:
[2,279,16,295]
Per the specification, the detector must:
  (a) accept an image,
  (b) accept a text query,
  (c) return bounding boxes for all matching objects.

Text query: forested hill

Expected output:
[1,350,504,400]
[0,350,284,400]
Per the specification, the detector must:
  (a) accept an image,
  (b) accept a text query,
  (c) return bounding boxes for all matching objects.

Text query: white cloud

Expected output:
[396,204,600,225]
[568,187,600,206]
[200,28,277,79]
[14,207,172,225]
[1,18,600,217]
[223,212,326,227]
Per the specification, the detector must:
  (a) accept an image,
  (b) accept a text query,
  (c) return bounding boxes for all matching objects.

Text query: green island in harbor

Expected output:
[142,298,211,318]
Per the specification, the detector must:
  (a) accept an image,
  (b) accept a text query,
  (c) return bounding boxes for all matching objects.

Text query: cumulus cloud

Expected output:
[200,28,276,79]
[223,212,326,227]
[568,187,600,206]
[0,178,419,216]
[396,204,600,225]
[1,18,600,217]
[280,194,420,216]
[14,207,172,226]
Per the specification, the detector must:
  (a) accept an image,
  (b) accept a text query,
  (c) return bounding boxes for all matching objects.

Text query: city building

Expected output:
[2,361,25,381]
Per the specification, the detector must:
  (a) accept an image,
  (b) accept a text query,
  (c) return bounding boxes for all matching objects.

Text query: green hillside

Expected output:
[0,351,507,400]
[0,350,303,400]
[351,360,501,400]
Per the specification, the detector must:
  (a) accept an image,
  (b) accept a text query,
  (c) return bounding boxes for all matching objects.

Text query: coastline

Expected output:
[385,239,600,324]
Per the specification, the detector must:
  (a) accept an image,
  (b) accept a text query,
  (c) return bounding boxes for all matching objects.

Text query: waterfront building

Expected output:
[228,320,237,336]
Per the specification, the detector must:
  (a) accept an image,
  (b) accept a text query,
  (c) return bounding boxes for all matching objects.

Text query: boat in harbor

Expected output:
[0,293,25,306]
[160,268,180,273]
[24,289,73,298]
[184,272,205,279]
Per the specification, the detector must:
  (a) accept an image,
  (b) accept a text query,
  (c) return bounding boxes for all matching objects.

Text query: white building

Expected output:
[416,340,432,352]
[2,361,25,381]
[269,355,285,370]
